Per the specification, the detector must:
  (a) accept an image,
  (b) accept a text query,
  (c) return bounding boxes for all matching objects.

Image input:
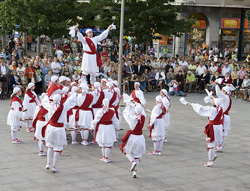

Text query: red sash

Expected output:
[57,84,63,90]
[149,107,166,138]
[41,104,64,138]
[223,96,231,115]
[25,90,37,103]
[32,106,48,140]
[119,115,145,153]
[131,90,141,104]
[109,91,117,107]
[204,106,223,143]
[95,110,115,141]
[85,37,103,68]
[10,96,23,107]
[61,94,68,104]
[92,91,104,108]
[75,94,94,121]
[47,84,59,98]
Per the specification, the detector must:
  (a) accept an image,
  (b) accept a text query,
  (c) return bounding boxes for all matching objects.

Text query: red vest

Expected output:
[131,90,141,104]
[10,96,23,111]
[75,94,94,121]
[25,90,37,104]
[119,115,145,153]
[47,84,59,98]
[92,91,104,108]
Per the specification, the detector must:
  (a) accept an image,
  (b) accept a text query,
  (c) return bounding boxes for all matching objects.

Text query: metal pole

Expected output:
[118,0,125,87]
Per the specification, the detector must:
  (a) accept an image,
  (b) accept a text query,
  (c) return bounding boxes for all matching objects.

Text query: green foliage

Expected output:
[246,10,250,21]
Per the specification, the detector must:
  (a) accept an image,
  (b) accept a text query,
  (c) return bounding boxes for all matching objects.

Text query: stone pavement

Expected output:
[0,92,250,191]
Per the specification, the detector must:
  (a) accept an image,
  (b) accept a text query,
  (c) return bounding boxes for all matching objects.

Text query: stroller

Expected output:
[0,78,11,100]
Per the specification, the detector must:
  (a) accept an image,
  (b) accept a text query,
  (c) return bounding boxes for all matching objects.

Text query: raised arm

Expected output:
[94,29,110,42]
[191,103,211,117]
[77,31,86,44]
[90,110,103,130]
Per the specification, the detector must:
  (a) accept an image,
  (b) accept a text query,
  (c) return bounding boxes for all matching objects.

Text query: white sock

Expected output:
[53,152,60,168]
[116,130,119,139]
[47,147,53,165]
[90,74,96,84]
[39,140,44,152]
[101,147,105,157]
[165,128,168,139]
[83,130,89,142]
[38,140,41,151]
[208,148,214,161]
[158,140,164,152]
[134,158,140,171]
[81,75,87,88]
[221,136,225,147]
[80,129,84,140]
[70,130,76,141]
[26,120,32,129]
[153,141,157,152]
[126,153,134,163]
[11,130,17,140]
[92,129,95,141]
[105,148,111,159]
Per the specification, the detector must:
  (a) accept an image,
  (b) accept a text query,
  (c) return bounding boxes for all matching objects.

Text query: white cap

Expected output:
[101,79,107,83]
[62,86,69,93]
[214,98,221,106]
[59,76,67,83]
[51,76,59,82]
[94,82,101,88]
[134,82,140,86]
[13,87,21,94]
[86,29,92,34]
[156,95,162,102]
[27,82,35,90]
[113,81,119,87]
[161,89,168,96]
[71,82,77,86]
[135,105,143,114]
[102,98,109,106]
[123,93,133,103]
[71,86,77,92]
[106,82,113,88]
[66,77,71,82]
[53,94,61,104]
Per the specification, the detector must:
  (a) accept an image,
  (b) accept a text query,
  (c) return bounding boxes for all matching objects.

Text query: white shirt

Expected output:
[0,65,7,75]
[196,66,206,76]
[56,50,64,58]
[209,66,218,73]
[17,67,26,75]
[179,61,188,67]
[221,66,232,76]
[51,62,61,74]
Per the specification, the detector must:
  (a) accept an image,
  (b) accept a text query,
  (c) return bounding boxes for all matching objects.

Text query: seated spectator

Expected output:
[125,61,134,77]
[174,62,184,75]
[155,69,165,90]
[175,70,185,91]
[184,71,196,93]
[233,74,242,99]
[129,74,139,91]
[72,70,80,83]
[138,72,147,93]
[240,74,250,100]
[188,61,197,73]
[196,62,206,83]
[61,60,71,77]
[209,71,222,93]
[221,62,232,77]
[231,65,238,81]
[198,68,210,93]
[166,68,175,85]
[168,80,186,96]
[16,62,26,75]
[104,61,111,75]
[19,71,28,93]
[147,69,156,92]
[9,70,22,91]
[222,72,232,86]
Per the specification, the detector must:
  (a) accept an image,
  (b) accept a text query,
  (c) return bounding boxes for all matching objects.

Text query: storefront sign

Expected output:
[220,18,240,29]
[192,20,206,29]
[159,36,167,45]
[244,19,250,29]
[222,36,237,41]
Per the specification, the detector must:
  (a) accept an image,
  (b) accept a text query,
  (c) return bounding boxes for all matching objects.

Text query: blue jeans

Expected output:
[140,81,146,91]
[169,90,185,96]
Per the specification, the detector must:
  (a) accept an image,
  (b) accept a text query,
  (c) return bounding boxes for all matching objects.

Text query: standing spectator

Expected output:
[51,57,61,76]
[124,41,129,57]
[17,44,24,59]
[27,34,32,50]
[71,40,78,58]
[58,56,64,67]
[0,58,10,89]
[56,48,64,58]
[16,63,26,75]
[25,61,36,83]
[19,71,28,93]
[61,61,71,77]
[44,69,52,89]
[184,71,196,93]
[233,74,242,99]
[7,37,15,54]
[221,62,232,76]
[198,68,210,93]
[9,70,22,91]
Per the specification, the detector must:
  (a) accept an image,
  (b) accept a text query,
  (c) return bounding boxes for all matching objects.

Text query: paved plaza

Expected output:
[0,92,250,191]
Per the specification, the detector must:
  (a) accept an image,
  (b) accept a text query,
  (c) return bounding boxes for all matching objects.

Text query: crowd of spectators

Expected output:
[1,35,250,102]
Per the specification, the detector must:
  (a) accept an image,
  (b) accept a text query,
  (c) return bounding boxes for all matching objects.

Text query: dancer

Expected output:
[33,93,48,155]
[91,82,104,117]
[47,76,62,101]
[23,83,38,132]
[113,81,122,139]
[77,86,94,145]
[76,25,115,87]
[131,82,146,108]
[215,84,234,152]
[147,96,166,155]
[120,104,146,178]
[90,98,119,163]
[43,88,80,172]
[7,87,24,143]
[180,97,223,167]
[160,89,171,142]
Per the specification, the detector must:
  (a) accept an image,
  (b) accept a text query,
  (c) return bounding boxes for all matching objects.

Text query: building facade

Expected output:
[174,0,250,60]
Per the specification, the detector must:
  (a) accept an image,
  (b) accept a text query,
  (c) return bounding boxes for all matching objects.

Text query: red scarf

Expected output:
[119,115,145,153]
[149,106,166,138]
[223,96,232,115]
[131,90,141,104]
[85,37,103,68]
[25,90,37,103]
[92,90,104,108]
[10,96,23,107]
[75,94,94,121]
[32,106,48,140]
[47,84,59,98]
[204,106,223,143]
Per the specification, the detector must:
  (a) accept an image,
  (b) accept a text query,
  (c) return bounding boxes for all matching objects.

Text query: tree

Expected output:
[246,10,250,21]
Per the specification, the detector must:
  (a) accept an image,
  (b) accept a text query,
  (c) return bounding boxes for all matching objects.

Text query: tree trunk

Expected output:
[1,29,6,48]
[49,36,53,56]
[36,36,40,56]
[23,32,27,56]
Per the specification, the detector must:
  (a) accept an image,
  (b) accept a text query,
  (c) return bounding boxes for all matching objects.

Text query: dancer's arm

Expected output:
[94,25,112,42]
[76,27,86,44]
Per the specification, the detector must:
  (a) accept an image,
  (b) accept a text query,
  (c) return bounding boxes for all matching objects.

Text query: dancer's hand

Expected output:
[108,25,112,30]
[75,27,79,32]
[23,109,27,112]
[147,125,151,129]
[75,87,82,94]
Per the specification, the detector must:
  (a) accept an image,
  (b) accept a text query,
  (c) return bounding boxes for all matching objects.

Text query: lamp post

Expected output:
[118,0,125,87]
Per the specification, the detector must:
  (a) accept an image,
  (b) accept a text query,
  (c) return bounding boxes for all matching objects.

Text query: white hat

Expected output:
[59,76,67,83]
[135,105,143,114]
[123,93,133,103]
[222,85,236,94]
[113,81,119,87]
[71,82,77,86]
[51,76,59,82]
[214,98,221,106]
[161,89,168,96]
[62,86,69,93]
[215,78,223,85]
[39,93,47,100]
[156,95,162,102]
[106,82,113,88]
[134,82,140,86]
[101,79,107,83]
[27,82,35,90]
[187,71,191,74]
[13,87,21,94]
[53,94,61,104]
[66,77,71,82]
[86,29,92,34]
[71,86,77,92]
[102,98,109,106]
[94,82,101,88]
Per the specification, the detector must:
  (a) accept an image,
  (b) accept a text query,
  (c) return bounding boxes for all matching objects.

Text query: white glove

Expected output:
[204,96,213,104]
[215,78,223,85]
[180,97,189,105]
[110,23,116,30]
[69,26,76,38]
